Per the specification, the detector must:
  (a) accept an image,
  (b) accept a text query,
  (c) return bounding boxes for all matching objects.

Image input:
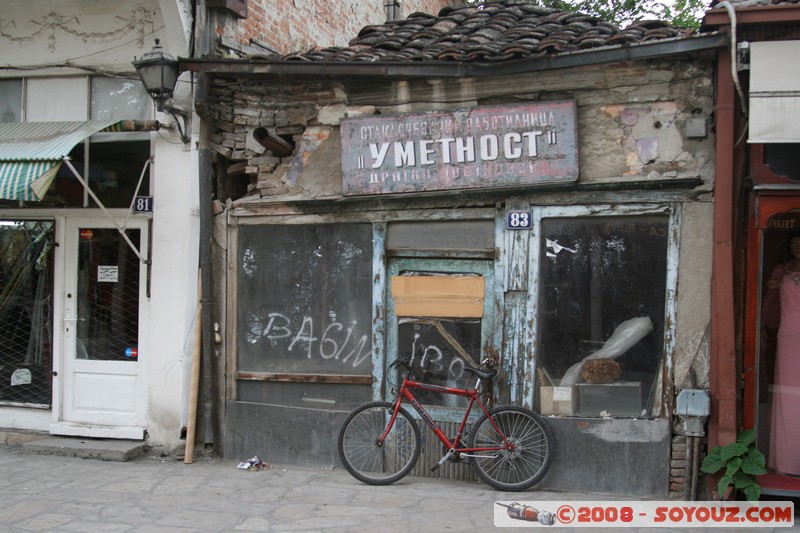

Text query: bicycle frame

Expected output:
[380,376,514,460]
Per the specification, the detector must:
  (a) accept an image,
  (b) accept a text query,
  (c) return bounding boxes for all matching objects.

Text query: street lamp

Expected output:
[133,39,190,144]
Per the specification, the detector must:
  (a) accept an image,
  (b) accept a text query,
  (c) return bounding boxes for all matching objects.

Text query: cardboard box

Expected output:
[540,384,577,416]
[576,382,642,417]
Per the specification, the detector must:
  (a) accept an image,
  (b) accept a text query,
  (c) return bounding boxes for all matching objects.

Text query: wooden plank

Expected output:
[234,372,372,384]
[392,275,485,317]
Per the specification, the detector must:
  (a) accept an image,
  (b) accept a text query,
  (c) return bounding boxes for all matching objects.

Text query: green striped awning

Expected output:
[0,120,120,201]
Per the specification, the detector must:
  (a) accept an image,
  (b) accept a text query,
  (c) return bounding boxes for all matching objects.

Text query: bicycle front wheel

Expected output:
[470,406,553,491]
[338,401,421,485]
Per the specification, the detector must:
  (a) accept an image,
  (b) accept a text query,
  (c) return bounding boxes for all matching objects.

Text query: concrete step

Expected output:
[2,431,145,462]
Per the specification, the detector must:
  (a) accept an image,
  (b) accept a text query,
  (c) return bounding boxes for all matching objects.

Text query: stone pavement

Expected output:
[0,441,798,533]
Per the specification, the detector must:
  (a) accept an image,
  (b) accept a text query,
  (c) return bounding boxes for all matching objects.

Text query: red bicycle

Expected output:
[337,357,554,491]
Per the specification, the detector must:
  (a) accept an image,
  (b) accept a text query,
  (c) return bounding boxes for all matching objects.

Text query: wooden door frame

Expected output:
[742,192,800,429]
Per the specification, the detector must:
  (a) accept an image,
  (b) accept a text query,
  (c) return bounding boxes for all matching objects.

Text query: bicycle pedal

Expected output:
[430,464,441,472]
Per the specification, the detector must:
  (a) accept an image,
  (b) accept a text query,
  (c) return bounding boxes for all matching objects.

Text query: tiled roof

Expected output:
[281,0,698,63]
[711,0,800,6]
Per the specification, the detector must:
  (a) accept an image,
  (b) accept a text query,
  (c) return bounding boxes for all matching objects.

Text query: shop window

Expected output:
[0,220,55,406]
[536,214,669,418]
[764,144,800,182]
[753,143,800,185]
[235,224,373,409]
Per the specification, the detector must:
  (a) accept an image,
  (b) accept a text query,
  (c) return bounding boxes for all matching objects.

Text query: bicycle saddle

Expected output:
[464,366,497,380]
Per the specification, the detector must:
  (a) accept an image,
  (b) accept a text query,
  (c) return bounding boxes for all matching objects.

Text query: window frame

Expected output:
[0,76,153,208]
[528,203,679,418]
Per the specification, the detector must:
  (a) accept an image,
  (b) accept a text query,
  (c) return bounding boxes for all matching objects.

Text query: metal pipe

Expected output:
[691,436,701,501]
[684,436,693,501]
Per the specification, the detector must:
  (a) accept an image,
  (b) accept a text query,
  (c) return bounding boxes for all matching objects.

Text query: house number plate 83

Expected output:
[506,210,532,230]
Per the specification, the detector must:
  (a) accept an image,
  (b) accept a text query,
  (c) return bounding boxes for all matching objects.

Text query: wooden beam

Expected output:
[234,371,372,385]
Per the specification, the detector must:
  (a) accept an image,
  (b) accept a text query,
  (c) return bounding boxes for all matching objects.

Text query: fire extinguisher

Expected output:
[496,502,556,525]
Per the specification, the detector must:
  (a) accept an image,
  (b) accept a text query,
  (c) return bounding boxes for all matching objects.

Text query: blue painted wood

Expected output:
[371,223,387,401]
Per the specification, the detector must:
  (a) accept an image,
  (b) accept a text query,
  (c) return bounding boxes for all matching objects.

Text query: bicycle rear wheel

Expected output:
[338,401,421,485]
[470,405,553,491]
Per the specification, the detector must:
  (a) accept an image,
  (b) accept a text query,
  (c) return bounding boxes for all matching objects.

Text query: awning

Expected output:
[749,40,800,143]
[0,120,156,201]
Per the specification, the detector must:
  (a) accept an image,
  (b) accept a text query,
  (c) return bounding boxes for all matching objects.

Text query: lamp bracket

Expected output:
[162,101,191,144]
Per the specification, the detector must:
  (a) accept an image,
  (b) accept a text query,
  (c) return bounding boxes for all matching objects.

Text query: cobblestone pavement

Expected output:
[0,444,797,532]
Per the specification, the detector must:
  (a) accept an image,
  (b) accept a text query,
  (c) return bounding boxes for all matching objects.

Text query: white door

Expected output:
[53,217,147,439]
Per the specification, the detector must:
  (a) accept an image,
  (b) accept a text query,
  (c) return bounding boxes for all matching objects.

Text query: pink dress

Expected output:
[769,266,800,475]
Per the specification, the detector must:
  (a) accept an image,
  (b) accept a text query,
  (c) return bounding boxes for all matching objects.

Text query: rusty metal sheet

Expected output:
[340,101,578,196]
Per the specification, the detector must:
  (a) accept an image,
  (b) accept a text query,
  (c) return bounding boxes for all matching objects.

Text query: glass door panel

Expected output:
[76,227,140,361]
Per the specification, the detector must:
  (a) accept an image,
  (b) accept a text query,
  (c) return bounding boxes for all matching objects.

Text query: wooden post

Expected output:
[185,272,203,464]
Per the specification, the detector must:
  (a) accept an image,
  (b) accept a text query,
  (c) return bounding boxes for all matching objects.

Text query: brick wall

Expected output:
[219,0,457,55]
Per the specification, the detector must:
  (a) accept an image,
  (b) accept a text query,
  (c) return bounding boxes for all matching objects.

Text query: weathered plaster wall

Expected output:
[206,57,715,204]
[0,0,175,74]
[674,202,714,390]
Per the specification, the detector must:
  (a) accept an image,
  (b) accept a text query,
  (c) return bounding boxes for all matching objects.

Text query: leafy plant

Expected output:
[700,429,767,502]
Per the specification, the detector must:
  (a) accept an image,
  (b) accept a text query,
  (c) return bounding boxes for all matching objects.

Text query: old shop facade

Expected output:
[186,28,724,496]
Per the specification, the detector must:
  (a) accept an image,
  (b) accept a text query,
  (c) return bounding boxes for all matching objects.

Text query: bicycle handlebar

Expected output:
[389,356,497,382]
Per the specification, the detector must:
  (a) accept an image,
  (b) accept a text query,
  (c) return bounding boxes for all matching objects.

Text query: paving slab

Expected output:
[1,439,798,532]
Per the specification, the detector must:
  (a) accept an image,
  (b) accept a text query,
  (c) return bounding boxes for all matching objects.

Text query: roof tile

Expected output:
[282,0,699,63]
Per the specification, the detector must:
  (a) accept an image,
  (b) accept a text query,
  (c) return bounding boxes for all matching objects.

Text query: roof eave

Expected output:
[704,3,800,26]
[179,32,727,80]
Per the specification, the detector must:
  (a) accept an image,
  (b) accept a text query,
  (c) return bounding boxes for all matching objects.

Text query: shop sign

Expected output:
[340,101,578,196]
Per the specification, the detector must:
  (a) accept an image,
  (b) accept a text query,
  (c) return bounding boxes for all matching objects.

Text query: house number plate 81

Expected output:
[134,196,153,213]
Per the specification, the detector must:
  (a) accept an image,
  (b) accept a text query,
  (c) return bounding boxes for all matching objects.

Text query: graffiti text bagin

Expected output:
[246,311,370,368]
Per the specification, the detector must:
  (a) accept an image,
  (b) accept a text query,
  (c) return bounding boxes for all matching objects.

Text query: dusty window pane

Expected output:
[26,77,88,121]
[397,318,481,407]
[91,77,150,122]
[236,224,373,376]
[537,215,668,417]
[0,79,22,122]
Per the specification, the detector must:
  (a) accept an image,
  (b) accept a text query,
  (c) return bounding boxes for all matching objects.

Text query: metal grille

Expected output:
[0,220,54,406]
[411,420,477,482]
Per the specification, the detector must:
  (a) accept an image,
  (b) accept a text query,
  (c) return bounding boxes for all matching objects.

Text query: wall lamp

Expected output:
[133,39,191,144]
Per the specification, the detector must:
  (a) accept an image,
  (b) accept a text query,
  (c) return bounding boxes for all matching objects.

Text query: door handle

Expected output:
[64,315,81,337]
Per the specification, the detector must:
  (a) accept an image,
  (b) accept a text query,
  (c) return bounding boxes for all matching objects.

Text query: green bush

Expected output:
[700,429,767,502]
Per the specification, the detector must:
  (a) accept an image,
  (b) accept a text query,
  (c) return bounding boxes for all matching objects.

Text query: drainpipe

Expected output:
[709,38,738,472]
[195,0,217,449]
